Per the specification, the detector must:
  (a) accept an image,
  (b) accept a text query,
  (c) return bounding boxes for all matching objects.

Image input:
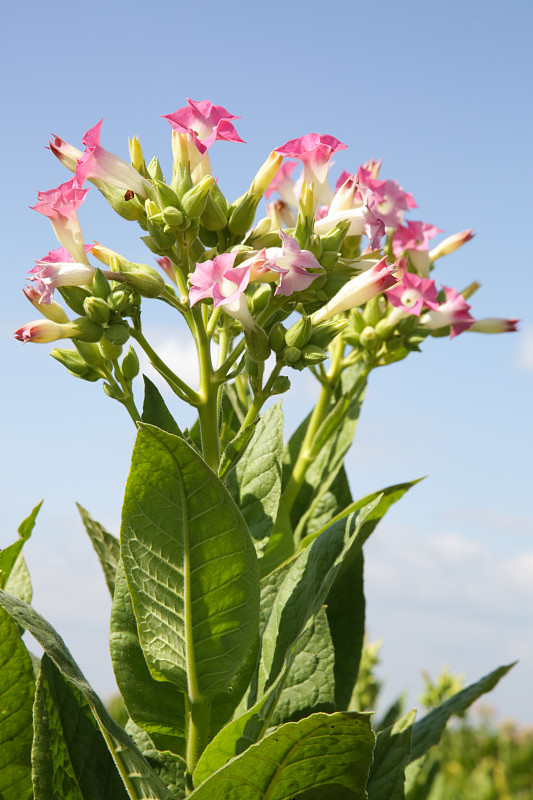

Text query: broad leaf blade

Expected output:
[226,403,283,555]
[142,375,182,436]
[0,608,35,800]
[76,504,120,597]
[120,424,259,694]
[367,709,417,800]
[33,655,129,800]
[191,712,375,800]
[18,499,44,542]
[0,590,172,800]
[126,721,186,799]
[110,562,186,756]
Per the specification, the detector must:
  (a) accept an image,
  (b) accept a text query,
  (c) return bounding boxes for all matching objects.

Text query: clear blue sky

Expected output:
[1,0,532,723]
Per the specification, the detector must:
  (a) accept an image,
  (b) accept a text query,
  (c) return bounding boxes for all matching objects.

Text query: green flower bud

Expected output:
[319,250,341,270]
[271,375,291,395]
[99,337,123,360]
[121,346,140,380]
[83,296,111,325]
[50,348,101,381]
[250,283,272,315]
[201,192,229,231]
[70,317,103,343]
[181,176,214,219]
[147,156,165,182]
[308,318,348,349]
[244,324,271,363]
[362,295,384,327]
[93,180,146,222]
[228,193,260,235]
[92,268,111,299]
[105,323,130,346]
[343,332,361,346]
[320,220,351,252]
[74,340,106,369]
[283,345,301,363]
[153,179,183,211]
[162,206,186,230]
[299,344,328,366]
[198,226,219,247]
[269,322,288,353]
[120,264,165,298]
[103,382,124,401]
[58,286,92,316]
[285,315,312,349]
[171,161,193,197]
[107,286,137,315]
[359,326,377,348]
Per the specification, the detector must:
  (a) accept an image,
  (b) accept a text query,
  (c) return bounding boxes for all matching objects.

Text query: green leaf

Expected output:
[4,552,32,605]
[0,500,42,591]
[126,721,186,799]
[18,499,44,542]
[32,654,129,800]
[259,498,381,697]
[259,498,294,578]
[322,481,420,710]
[76,504,120,597]
[367,709,417,800]
[226,403,283,555]
[110,562,186,757]
[120,424,259,694]
[191,712,375,800]
[408,662,515,763]
[304,464,353,538]
[0,590,173,800]
[142,375,182,436]
[268,606,336,727]
[0,607,35,800]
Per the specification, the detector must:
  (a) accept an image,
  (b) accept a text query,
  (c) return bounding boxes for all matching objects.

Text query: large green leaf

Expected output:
[226,403,283,555]
[259,497,294,578]
[367,709,417,800]
[409,662,515,763]
[32,655,129,800]
[77,504,120,597]
[0,590,173,800]
[258,498,381,698]
[191,712,375,799]
[109,561,186,757]
[0,608,35,800]
[120,424,259,694]
[126,721,186,799]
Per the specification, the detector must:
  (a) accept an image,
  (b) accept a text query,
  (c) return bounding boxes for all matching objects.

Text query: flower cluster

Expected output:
[15,98,517,416]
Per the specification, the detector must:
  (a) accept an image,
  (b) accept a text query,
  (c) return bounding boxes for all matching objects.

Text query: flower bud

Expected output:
[228,193,260,235]
[23,287,70,323]
[128,136,146,175]
[99,337,123,360]
[249,151,283,198]
[92,268,111,299]
[308,318,348,349]
[271,375,291,395]
[58,286,92,316]
[93,180,146,222]
[181,176,214,218]
[83,296,111,325]
[107,285,138,315]
[467,317,519,333]
[50,348,101,381]
[362,295,383,327]
[283,345,301,363]
[103,382,124,401]
[244,324,271,363]
[153,180,183,212]
[70,317,104,343]
[201,192,228,231]
[120,264,165,298]
[359,326,377,348]
[147,156,165,182]
[162,206,187,230]
[285,315,312,349]
[319,219,351,252]
[121,346,140,379]
[269,321,288,353]
[104,322,130,346]
[74,340,106,369]
[299,344,328,366]
[249,283,272,315]
[429,229,474,261]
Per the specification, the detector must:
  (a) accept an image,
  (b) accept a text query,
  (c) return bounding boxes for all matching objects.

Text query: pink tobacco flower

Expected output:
[429,229,474,261]
[14,319,71,344]
[260,230,322,296]
[74,120,148,197]
[312,258,397,324]
[467,317,519,333]
[29,259,95,305]
[264,160,299,203]
[386,269,439,316]
[22,287,70,323]
[189,252,256,329]
[162,99,245,156]
[392,220,442,256]
[155,256,177,284]
[314,194,386,251]
[275,134,347,210]
[422,285,475,338]
[357,168,417,229]
[48,135,83,171]
[31,178,89,264]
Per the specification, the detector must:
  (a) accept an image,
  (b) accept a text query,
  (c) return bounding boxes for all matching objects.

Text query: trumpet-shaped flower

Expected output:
[189,252,255,329]
[22,287,71,323]
[264,160,299,204]
[356,167,417,229]
[429,229,474,261]
[386,269,439,316]
[29,259,95,305]
[421,285,475,338]
[275,134,346,210]
[74,120,149,197]
[14,320,74,343]
[163,99,245,156]
[314,192,386,251]
[467,317,519,333]
[31,178,89,264]
[392,220,442,277]
[48,136,83,171]
[259,230,322,296]
[312,258,397,324]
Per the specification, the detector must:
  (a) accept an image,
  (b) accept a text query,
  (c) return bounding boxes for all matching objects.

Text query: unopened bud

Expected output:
[121,345,140,379]
[99,337,123,360]
[283,345,301,363]
[103,382,124,401]
[429,229,474,261]
[162,206,186,230]
[92,268,111,299]
[181,176,214,218]
[74,340,106,369]
[468,317,519,334]
[250,283,272,314]
[93,180,146,222]
[58,286,92,316]
[104,323,130,346]
[299,344,328,366]
[128,136,146,175]
[120,264,165,298]
[308,318,348,349]
[83,296,111,325]
[250,151,283,198]
[362,295,383,327]
[285,315,311,349]
[244,324,271,363]
[201,192,228,231]
[271,375,291,395]
[147,156,165,182]
[50,348,101,381]
[359,326,377,348]
[228,193,260,235]
[70,317,104,343]
[269,321,288,353]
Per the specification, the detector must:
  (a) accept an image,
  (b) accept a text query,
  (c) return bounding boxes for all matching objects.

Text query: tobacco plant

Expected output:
[0,99,517,798]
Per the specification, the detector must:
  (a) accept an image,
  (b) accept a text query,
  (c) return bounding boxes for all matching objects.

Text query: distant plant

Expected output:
[1,98,518,798]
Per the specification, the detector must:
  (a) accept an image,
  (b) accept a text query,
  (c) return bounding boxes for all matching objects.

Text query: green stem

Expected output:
[129,328,200,405]
[185,696,211,795]
[239,361,284,430]
[193,305,220,471]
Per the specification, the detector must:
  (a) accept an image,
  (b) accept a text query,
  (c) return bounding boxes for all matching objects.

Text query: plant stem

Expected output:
[193,305,220,471]
[185,695,211,795]
[129,328,200,405]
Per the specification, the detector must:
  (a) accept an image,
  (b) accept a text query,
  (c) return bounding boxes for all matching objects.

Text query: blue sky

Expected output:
[1,0,532,723]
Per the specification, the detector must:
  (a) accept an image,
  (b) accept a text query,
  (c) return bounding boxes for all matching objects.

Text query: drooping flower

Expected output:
[275,133,346,210]
[163,99,245,156]
[386,269,439,316]
[31,178,89,264]
[421,285,475,338]
[312,258,397,324]
[29,260,95,305]
[74,120,149,197]
[259,230,322,296]
[22,287,71,323]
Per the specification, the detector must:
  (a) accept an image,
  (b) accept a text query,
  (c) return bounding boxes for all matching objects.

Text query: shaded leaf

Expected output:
[142,375,182,436]
[367,709,417,800]
[76,504,120,597]
[120,424,259,694]
[126,721,186,799]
